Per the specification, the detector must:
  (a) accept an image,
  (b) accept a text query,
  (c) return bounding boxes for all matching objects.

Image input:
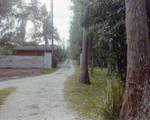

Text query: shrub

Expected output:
[54,57,59,68]
[0,46,13,55]
[98,78,124,120]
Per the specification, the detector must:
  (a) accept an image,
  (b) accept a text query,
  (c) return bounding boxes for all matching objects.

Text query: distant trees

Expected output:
[69,1,82,61]
[0,0,61,55]
[69,0,126,83]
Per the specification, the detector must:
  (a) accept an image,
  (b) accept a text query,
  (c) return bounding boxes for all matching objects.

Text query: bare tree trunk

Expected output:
[119,0,150,119]
[107,41,112,75]
[91,39,94,74]
[79,27,90,84]
[101,59,103,71]
[106,62,111,75]
[20,20,26,46]
[79,5,90,84]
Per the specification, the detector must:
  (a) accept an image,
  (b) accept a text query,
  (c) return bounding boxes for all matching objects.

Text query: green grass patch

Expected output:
[64,60,124,120]
[38,66,61,74]
[65,65,71,69]
[0,87,16,107]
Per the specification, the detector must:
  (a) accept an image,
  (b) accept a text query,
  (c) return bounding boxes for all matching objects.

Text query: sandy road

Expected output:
[0,59,81,120]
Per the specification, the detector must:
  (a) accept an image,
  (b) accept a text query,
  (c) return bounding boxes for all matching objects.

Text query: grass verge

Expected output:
[0,87,16,108]
[64,60,124,120]
[38,66,61,74]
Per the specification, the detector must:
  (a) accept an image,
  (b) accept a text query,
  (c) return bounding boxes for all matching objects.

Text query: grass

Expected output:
[38,60,66,74]
[0,87,16,108]
[65,65,71,69]
[64,60,124,120]
[38,66,61,74]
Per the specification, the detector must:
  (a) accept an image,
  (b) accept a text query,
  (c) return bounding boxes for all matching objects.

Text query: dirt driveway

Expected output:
[0,68,46,82]
[0,59,81,120]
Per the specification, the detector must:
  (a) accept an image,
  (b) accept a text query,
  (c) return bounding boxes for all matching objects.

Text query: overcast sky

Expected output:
[41,0,73,40]
[26,0,73,45]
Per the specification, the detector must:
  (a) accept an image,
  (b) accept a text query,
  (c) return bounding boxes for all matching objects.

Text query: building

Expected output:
[12,46,57,56]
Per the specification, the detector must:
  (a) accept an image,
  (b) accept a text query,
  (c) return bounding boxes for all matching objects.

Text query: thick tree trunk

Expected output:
[79,5,90,84]
[119,0,150,119]
[79,26,90,84]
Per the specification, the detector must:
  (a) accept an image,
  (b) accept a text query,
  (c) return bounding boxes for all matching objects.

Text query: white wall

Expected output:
[0,54,52,69]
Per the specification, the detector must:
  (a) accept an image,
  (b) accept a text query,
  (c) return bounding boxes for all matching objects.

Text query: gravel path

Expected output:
[0,59,81,120]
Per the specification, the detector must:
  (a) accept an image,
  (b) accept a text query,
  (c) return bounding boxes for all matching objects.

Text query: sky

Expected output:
[26,0,73,46]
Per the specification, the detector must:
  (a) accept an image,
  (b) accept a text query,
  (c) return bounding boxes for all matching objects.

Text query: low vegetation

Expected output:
[38,66,61,74]
[0,87,16,108]
[64,60,124,120]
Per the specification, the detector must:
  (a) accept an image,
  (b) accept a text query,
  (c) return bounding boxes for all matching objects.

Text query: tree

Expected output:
[119,0,150,119]
[69,0,83,61]
[15,1,29,46]
[79,5,90,84]
[0,0,20,21]
[69,0,127,83]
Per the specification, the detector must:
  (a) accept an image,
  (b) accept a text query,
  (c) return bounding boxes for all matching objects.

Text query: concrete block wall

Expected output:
[44,53,52,69]
[0,55,45,68]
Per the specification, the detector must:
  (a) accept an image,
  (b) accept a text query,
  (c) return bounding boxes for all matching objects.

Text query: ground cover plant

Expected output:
[64,60,124,120]
[0,87,16,108]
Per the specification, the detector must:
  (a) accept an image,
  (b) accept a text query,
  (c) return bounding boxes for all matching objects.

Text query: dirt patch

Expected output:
[0,68,46,82]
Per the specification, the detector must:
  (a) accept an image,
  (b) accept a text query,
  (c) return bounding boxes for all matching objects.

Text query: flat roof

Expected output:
[12,46,58,51]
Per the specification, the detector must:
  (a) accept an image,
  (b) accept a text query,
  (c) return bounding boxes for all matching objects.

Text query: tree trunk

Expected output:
[79,26,90,84]
[20,20,26,46]
[106,62,111,75]
[119,0,150,119]
[107,41,113,75]
[101,58,103,71]
[91,39,94,74]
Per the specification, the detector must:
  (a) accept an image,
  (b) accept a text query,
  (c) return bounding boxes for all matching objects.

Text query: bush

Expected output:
[54,57,59,68]
[0,46,13,55]
[98,78,124,120]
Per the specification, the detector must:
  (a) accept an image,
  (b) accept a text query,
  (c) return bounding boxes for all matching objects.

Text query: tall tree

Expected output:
[16,1,29,46]
[119,0,150,119]
[79,5,90,84]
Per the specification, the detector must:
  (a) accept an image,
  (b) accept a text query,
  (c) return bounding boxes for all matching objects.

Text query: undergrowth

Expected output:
[64,60,124,120]
[0,87,16,108]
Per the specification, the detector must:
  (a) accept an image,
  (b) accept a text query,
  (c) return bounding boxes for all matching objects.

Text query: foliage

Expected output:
[69,0,127,83]
[0,46,14,55]
[0,0,21,20]
[55,45,68,61]
[64,60,124,120]
[54,57,59,68]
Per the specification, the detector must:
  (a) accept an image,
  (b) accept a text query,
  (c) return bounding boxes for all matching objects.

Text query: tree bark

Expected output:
[101,58,103,71]
[107,41,112,75]
[79,26,90,84]
[106,62,111,75]
[91,38,94,74]
[119,0,150,119]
